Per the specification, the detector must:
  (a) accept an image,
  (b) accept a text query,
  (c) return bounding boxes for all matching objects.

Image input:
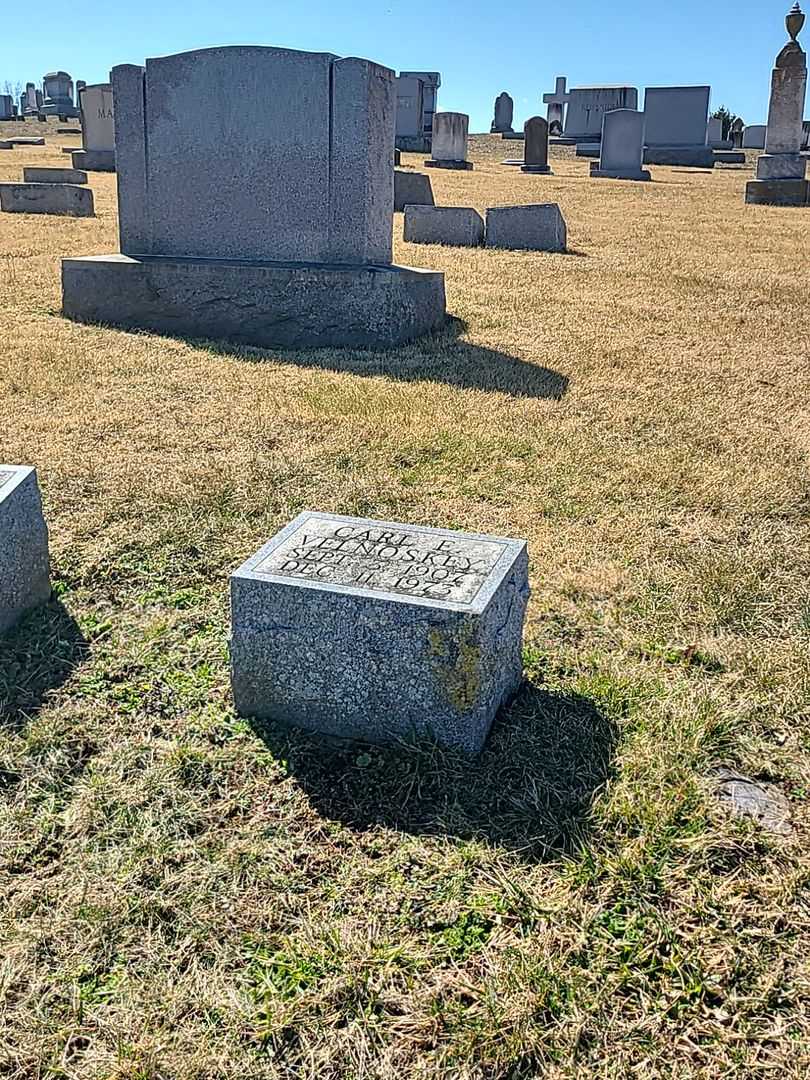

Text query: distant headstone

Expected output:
[74,83,115,171]
[730,117,746,147]
[564,86,638,140]
[742,123,766,148]
[63,46,446,348]
[0,183,95,217]
[543,76,570,135]
[35,90,44,110]
[0,95,13,120]
[706,116,730,148]
[394,168,434,211]
[485,203,567,252]
[643,85,715,167]
[0,466,51,636]
[395,75,426,150]
[521,116,551,173]
[491,92,514,133]
[400,70,440,141]
[23,83,38,114]
[591,109,651,180]
[42,71,78,117]
[425,112,473,169]
[230,512,530,753]
[404,204,484,246]
[746,3,808,205]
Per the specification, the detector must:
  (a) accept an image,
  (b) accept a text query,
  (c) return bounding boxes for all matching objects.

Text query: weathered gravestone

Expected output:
[403,205,484,246]
[491,92,514,133]
[425,111,473,169]
[521,116,551,173]
[74,83,115,171]
[0,466,51,636]
[485,203,567,252]
[591,109,651,180]
[742,124,766,148]
[396,75,426,151]
[23,166,88,185]
[643,85,715,168]
[42,71,78,117]
[0,183,94,217]
[564,85,638,141]
[730,117,746,146]
[0,95,13,120]
[230,512,529,753]
[394,168,434,211]
[746,4,809,206]
[400,70,440,142]
[63,46,446,347]
[543,76,570,136]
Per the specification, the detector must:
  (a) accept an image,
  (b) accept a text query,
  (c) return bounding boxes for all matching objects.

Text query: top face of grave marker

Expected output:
[0,465,32,501]
[113,46,395,265]
[236,512,525,610]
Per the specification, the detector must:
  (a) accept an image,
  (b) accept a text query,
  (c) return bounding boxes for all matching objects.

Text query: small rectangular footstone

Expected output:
[230,513,530,752]
[403,205,484,246]
[23,166,88,184]
[394,168,434,211]
[0,183,94,217]
[745,178,809,206]
[0,466,51,635]
[485,203,567,252]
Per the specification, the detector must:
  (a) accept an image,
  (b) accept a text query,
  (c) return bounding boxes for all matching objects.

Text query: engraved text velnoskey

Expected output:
[255,519,508,604]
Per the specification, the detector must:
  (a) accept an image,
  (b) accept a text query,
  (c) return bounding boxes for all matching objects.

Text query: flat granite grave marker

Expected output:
[23,166,88,185]
[62,45,446,348]
[230,512,529,753]
[0,466,51,636]
[403,204,484,246]
[485,203,567,252]
[0,183,94,217]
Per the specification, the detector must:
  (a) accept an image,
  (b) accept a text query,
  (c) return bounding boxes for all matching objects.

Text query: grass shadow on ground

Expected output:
[251,683,618,862]
[201,317,570,401]
[0,598,88,730]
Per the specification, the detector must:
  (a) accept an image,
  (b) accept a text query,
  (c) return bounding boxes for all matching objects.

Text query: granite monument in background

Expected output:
[74,83,115,171]
[643,85,714,168]
[591,109,651,180]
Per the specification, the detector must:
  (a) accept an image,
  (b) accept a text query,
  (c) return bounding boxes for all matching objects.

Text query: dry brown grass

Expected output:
[1,119,809,1079]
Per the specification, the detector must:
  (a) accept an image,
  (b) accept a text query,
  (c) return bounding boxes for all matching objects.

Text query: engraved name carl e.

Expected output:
[266,525,502,602]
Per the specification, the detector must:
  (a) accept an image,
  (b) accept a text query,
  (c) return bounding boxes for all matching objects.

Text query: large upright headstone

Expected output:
[491,92,514,133]
[543,76,570,135]
[395,76,426,150]
[230,512,529,753]
[400,70,440,141]
[564,86,638,141]
[73,83,115,171]
[590,109,651,180]
[425,112,473,169]
[742,123,766,148]
[521,116,551,173]
[643,85,715,167]
[42,71,77,116]
[62,46,446,347]
[0,466,51,636]
[747,4,808,205]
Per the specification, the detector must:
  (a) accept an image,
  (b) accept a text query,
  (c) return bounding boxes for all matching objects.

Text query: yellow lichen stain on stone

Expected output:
[429,620,481,712]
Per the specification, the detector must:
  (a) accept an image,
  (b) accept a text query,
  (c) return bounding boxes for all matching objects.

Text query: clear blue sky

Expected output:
[2,0,798,128]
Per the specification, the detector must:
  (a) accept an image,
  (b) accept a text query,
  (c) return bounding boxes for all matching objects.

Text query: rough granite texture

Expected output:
[230,513,530,753]
[485,203,567,252]
[403,205,484,246]
[0,183,94,217]
[0,466,51,636]
[113,47,394,264]
[755,152,807,179]
[71,149,115,171]
[62,255,446,348]
[23,166,88,184]
[394,169,435,211]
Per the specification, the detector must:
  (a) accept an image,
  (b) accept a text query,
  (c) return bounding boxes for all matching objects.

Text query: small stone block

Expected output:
[755,153,807,180]
[23,167,88,185]
[521,164,552,174]
[230,512,530,752]
[394,168,434,211]
[590,165,651,181]
[745,178,810,206]
[61,254,446,348]
[0,183,95,217]
[71,149,115,172]
[403,204,484,246]
[713,151,746,165]
[575,143,601,158]
[643,146,715,168]
[0,466,51,636]
[485,203,567,252]
[423,158,474,170]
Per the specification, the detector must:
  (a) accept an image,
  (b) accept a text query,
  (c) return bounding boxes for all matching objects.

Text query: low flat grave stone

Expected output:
[403,205,484,246]
[23,166,88,185]
[0,466,51,636]
[0,183,94,217]
[230,512,529,753]
[485,203,567,252]
[0,137,46,149]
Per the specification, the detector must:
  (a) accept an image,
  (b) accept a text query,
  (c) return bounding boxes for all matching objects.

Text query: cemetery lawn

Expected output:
[1,123,809,1079]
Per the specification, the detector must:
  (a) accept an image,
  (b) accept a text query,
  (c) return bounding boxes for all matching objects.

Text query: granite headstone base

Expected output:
[754,153,807,180]
[0,183,94,217]
[424,158,474,171]
[403,205,484,246]
[230,512,530,753]
[590,164,651,181]
[575,143,601,158]
[521,163,552,174]
[0,466,51,636]
[745,178,809,206]
[643,146,715,168]
[71,149,115,172]
[713,151,746,166]
[62,255,447,348]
